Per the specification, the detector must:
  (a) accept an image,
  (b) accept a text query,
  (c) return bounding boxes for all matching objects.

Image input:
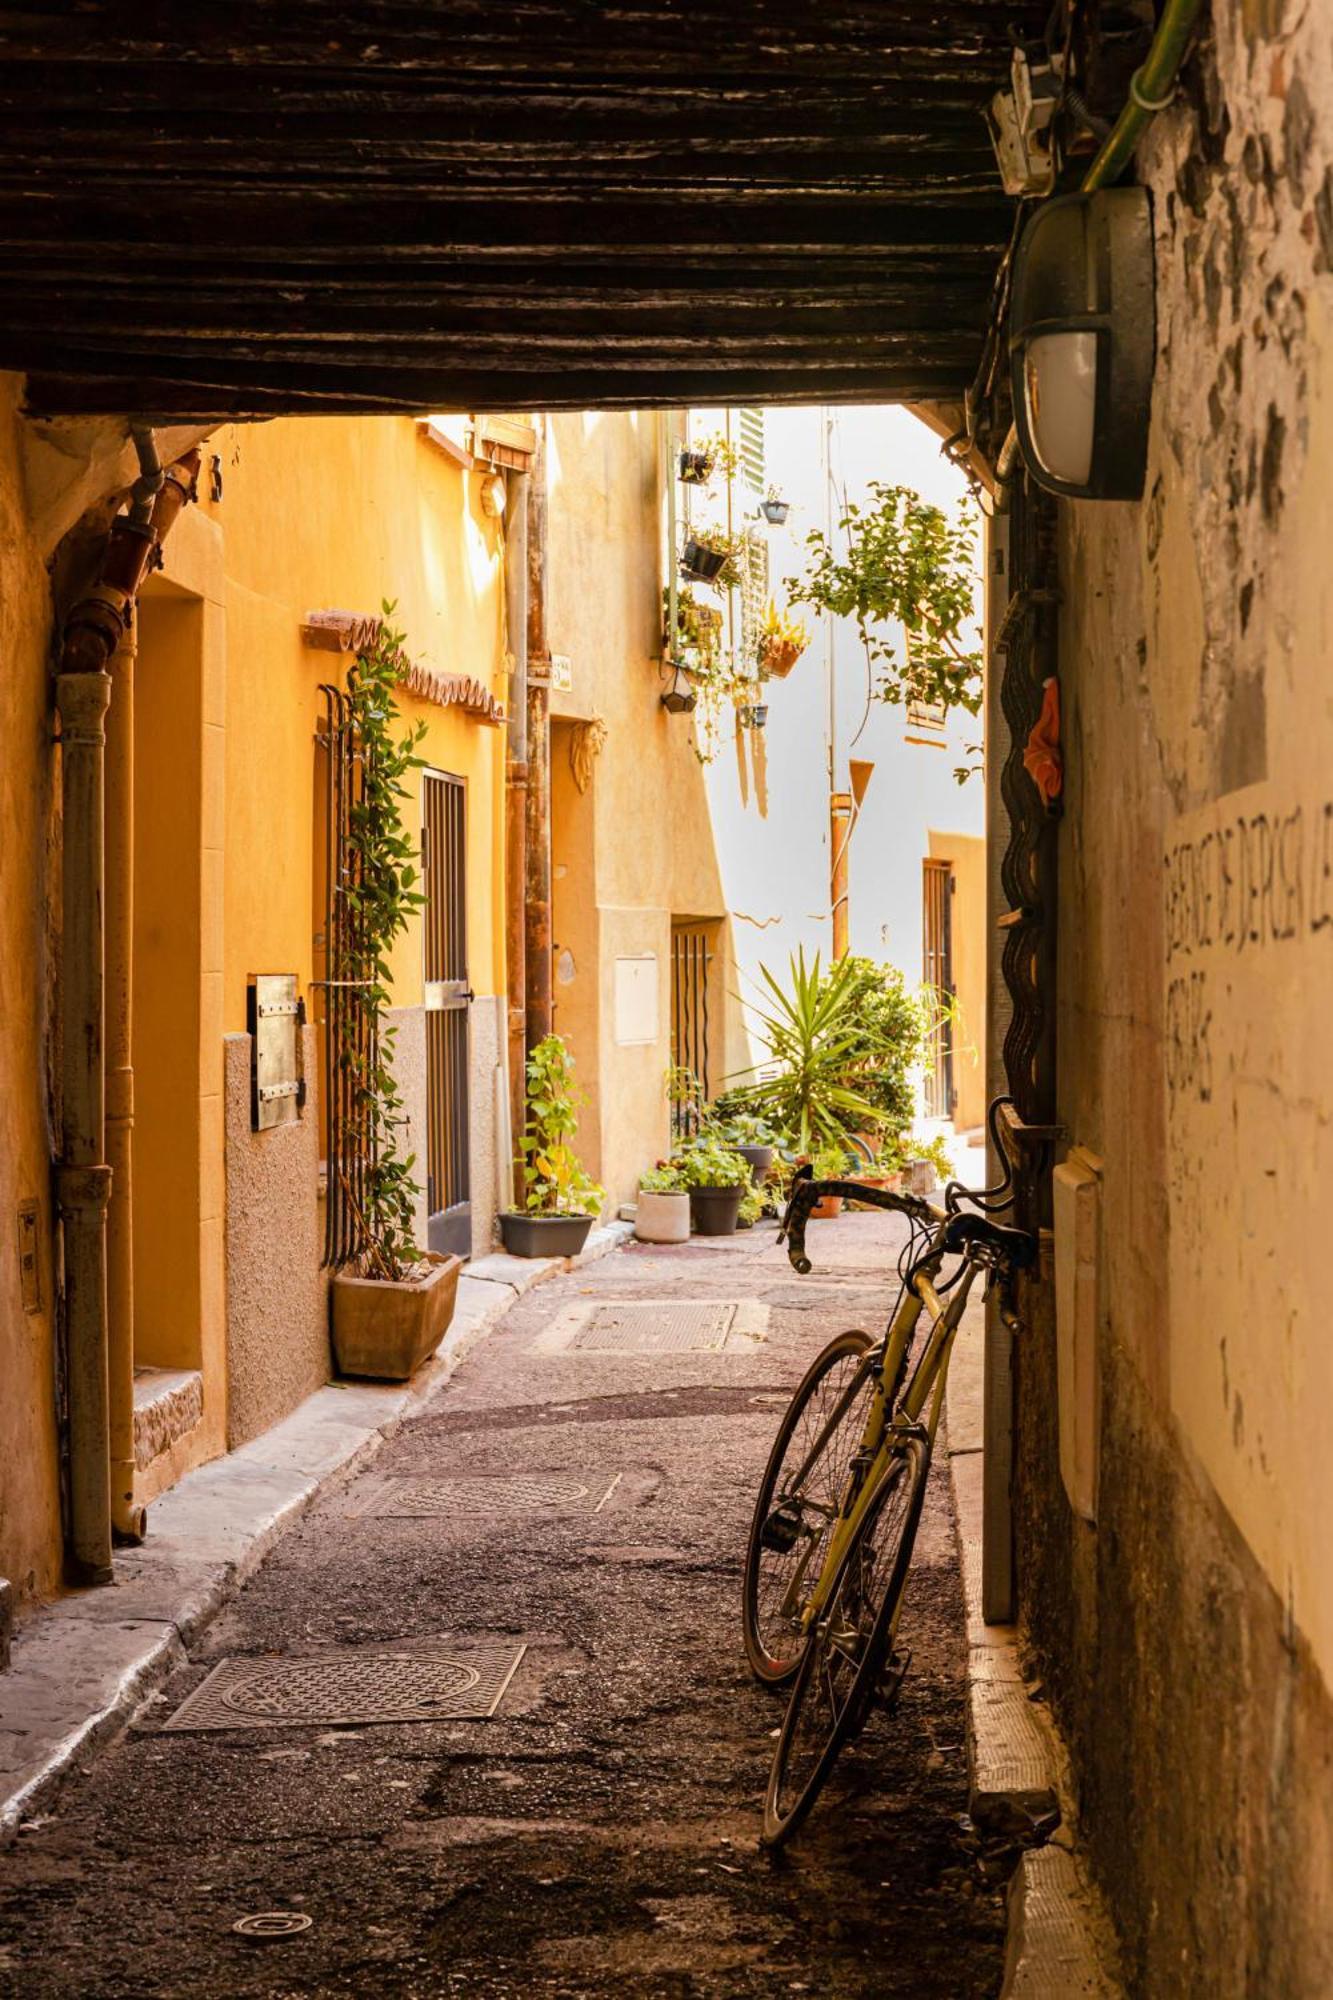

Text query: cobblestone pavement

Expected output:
[0,1214,1004,1998]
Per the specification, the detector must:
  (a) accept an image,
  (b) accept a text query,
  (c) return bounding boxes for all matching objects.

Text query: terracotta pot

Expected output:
[498,1211,595,1259]
[635,1189,690,1244]
[688,1185,745,1235]
[331,1250,462,1381]
[757,636,805,680]
[848,1170,904,1210]
[809,1193,843,1220]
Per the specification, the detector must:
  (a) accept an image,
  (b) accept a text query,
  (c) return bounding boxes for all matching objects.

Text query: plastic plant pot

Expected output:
[498,1211,595,1259]
[332,1251,462,1380]
[751,705,769,728]
[680,537,728,584]
[687,1185,745,1236]
[679,449,715,485]
[736,1144,774,1186]
[761,498,790,524]
[634,1189,690,1244]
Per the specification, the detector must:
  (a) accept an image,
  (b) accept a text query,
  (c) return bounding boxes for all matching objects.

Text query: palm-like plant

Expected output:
[732,949,883,1153]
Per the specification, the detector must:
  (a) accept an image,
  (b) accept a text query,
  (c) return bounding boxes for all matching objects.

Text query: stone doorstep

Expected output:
[944,1321,1124,1999]
[0,1221,632,1845]
[133,1367,204,1472]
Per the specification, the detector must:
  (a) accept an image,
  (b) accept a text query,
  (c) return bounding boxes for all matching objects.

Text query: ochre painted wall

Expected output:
[0,375,64,1607]
[1008,12,1333,1992]
[927,829,986,1131]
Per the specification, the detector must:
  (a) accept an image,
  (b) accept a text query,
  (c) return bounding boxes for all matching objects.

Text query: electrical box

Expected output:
[614,955,658,1047]
[247,975,306,1131]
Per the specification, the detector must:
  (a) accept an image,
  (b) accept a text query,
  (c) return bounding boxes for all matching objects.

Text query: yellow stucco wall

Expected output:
[0,375,64,1605]
[546,411,749,1205]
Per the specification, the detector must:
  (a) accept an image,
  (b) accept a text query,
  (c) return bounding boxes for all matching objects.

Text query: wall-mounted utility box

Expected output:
[247,975,306,1131]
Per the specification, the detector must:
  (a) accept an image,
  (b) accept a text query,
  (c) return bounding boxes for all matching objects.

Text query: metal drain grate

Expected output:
[573,1302,737,1352]
[162,1640,525,1733]
[366,1473,613,1516]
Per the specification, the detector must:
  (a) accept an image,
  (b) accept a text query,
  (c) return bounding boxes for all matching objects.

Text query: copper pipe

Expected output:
[524,423,553,1054]
[831,790,852,961]
[503,466,530,1192]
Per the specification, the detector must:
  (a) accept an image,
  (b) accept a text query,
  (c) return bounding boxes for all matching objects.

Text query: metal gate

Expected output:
[423,772,471,1257]
[922,859,956,1120]
[670,924,713,1136]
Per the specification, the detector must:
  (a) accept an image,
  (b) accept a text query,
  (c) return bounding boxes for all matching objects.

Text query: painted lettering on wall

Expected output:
[1163,799,1333,1103]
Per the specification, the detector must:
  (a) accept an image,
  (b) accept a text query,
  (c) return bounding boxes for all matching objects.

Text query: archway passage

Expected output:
[0,3,1045,418]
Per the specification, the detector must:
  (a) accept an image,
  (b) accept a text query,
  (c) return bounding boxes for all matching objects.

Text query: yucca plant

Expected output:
[731,948,883,1154]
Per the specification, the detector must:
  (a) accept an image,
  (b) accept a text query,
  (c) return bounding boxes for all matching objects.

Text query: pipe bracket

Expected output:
[56,1163,113,1214]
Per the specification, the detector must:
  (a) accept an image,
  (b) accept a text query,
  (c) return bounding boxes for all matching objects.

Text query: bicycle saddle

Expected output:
[940,1210,1038,1268]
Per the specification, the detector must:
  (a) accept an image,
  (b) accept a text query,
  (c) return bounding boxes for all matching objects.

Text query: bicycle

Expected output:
[741,1099,1036,1848]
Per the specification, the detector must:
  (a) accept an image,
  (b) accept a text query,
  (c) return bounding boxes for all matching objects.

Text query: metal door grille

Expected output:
[922,859,956,1120]
[317,682,374,1270]
[670,925,712,1137]
[424,771,471,1256]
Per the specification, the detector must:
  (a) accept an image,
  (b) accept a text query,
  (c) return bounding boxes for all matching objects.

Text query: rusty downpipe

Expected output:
[57,438,199,1579]
[503,463,530,1196]
[524,420,553,1057]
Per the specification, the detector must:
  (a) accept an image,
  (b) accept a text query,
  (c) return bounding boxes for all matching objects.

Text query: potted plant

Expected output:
[809,1143,852,1221]
[678,432,740,487]
[329,608,463,1381]
[635,1162,691,1244]
[499,1034,605,1258]
[730,948,884,1157]
[680,525,740,590]
[760,486,790,525]
[735,1182,766,1231]
[756,600,810,680]
[671,1136,750,1236]
[709,1106,782,1189]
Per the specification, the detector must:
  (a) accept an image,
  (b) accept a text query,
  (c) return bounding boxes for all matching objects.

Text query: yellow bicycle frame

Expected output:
[798,1243,985,1630]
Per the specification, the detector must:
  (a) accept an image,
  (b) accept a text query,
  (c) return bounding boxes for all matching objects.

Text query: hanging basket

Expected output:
[680,536,729,584]
[757,636,806,680]
[679,449,715,485]
[761,498,790,524]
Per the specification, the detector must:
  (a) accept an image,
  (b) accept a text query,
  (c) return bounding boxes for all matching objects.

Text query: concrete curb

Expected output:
[0,1221,632,1845]
[944,1294,1123,1998]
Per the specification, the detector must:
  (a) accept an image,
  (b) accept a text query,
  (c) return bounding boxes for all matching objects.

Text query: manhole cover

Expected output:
[163,1641,525,1732]
[366,1473,604,1517]
[533,1298,769,1355]
[233,1912,313,1939]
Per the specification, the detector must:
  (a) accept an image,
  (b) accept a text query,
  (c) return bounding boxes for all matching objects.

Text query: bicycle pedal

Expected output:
[759,1504,802,1553]
[875,1647,912,1708]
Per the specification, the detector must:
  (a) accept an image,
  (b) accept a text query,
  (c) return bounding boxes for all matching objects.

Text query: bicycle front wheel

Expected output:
[742,1329,877,1687]
[762,1432,930,1848]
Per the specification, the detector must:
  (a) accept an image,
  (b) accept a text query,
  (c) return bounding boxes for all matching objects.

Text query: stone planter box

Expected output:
[498,1211,595,1259]
[635,1189,690,1244]
[331,1251,462,1381]
[688,1185,745,1236]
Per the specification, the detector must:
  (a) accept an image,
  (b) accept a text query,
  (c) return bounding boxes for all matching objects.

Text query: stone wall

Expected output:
[1011,9,1333,1992]
[223,1028,329,1449]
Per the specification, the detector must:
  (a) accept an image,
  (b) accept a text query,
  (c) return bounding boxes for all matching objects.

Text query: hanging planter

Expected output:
[761,495,790,525]
[660,662,697,714]
[679,448,715,485]
[737,703,768,731]
[756,601,811,681]
[680,534,729,585]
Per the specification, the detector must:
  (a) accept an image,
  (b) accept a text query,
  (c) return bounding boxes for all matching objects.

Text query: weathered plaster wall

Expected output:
[222,1028,329,1449]
[1013,12,1333,1992]
[0,373,63,1609]
[384,1004,429,1252]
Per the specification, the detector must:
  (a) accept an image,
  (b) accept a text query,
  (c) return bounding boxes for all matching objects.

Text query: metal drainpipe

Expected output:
[524,420,553,1056]
[57,442,199,1580]
[503,464,530,1186]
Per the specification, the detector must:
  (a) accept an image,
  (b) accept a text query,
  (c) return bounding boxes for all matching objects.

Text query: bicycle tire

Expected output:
[762,1432,930,1848]
[742,1329,877,1687]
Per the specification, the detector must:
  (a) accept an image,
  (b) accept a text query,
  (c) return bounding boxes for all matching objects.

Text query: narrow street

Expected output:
[1,1216,1000,2000]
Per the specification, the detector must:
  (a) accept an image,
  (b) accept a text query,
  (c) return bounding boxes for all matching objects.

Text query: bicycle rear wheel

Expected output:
[742,1329,877,1686]
[762,1433,930,1848]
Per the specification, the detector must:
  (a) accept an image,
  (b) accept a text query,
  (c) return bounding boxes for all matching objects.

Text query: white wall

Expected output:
[691,403,984,1070]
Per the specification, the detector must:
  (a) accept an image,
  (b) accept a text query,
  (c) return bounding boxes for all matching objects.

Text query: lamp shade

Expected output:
[1009,187,1155,501]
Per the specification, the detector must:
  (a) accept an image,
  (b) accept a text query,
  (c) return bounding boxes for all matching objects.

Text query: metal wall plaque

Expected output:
[247,974,306,1131]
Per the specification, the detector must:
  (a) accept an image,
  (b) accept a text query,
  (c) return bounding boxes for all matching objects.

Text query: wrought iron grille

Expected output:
[317,682,372,1269]
[423,770,471,1256]
[670,924,713,1136]
[922,859,956,1120]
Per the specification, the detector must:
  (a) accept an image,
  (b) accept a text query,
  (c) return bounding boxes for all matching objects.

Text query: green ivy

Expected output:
[786,482,983,717]
[338,602,427,1281]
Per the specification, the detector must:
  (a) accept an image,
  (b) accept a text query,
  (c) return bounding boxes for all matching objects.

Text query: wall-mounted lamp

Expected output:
[1009,186,1155,501]
[660,663,697,715]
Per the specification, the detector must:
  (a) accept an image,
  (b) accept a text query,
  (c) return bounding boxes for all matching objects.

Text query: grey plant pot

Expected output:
[498,1211,595,1259]
[736,1144,774,1187]
[688,1186,745,1236]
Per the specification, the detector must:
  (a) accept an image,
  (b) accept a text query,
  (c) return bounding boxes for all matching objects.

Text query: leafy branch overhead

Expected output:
[786,483,982,717]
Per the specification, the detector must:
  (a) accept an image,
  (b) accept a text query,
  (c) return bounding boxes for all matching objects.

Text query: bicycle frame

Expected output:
[794,1230,986,1633]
